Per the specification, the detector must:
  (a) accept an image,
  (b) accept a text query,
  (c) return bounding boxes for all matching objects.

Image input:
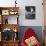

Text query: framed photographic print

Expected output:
[2,10,9,15]
[25,6,36,19]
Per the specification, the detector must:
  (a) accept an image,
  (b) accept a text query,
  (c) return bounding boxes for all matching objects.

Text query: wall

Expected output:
[18,0,44,26]
[0,0,44,26]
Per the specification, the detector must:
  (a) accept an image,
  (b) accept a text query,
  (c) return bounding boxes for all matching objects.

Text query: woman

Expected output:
[21,28,41,46]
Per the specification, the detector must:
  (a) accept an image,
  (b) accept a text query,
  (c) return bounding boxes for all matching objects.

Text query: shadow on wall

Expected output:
[18,26,44,44]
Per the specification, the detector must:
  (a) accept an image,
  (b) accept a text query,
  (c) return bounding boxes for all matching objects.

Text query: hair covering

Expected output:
[24,28,36,39]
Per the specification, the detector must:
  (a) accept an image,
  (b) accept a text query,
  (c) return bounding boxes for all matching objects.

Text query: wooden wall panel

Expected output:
[44,26,46,46]
[43,0,46,26]
[43,0,46,45]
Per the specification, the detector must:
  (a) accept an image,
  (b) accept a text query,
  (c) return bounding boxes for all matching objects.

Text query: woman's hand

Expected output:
[25,36,38,46]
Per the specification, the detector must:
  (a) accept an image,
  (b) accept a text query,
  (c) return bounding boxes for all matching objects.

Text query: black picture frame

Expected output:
[25,6,36,19]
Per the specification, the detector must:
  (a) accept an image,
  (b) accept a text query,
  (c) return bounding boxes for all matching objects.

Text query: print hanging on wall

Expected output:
[25,6,36,19]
